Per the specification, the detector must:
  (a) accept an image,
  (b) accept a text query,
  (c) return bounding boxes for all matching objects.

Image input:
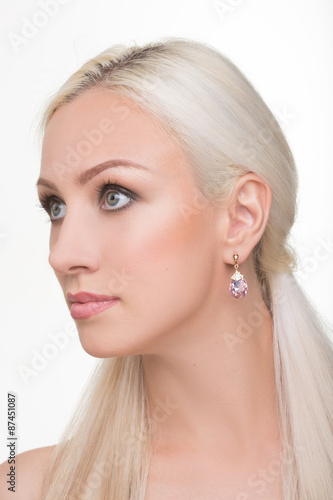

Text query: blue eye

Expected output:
[50,199,66,219]
[101,188,133,212]
[37,195,66,223]
[95,180,137,213]
[37,181,137,224]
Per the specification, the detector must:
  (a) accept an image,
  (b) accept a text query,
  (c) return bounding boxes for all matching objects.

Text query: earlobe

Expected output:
[223,173,272,263]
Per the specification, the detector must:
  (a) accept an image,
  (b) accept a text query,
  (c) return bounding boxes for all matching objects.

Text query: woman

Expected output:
[1,37,332,499]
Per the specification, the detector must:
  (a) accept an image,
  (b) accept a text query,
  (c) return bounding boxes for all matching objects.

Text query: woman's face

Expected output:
[38,89,225,357]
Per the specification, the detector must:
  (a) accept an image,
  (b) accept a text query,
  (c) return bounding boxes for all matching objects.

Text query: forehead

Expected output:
[40,88,187,183]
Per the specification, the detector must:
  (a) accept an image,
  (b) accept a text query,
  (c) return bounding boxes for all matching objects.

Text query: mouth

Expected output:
[67,291,120,320]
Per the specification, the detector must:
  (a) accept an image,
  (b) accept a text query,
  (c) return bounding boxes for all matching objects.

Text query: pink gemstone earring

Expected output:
[229,253,248,298]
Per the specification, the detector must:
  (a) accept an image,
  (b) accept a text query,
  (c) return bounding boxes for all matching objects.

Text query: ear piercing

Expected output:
[229,253,248,298]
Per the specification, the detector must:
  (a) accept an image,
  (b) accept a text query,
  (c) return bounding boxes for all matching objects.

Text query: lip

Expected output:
[67,291,119,304]
[67,291,119,320]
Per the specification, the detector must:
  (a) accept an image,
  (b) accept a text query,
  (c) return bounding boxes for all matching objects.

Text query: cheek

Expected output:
[76,202,217,357]
[78,206,216,357]
[102,201,215,310]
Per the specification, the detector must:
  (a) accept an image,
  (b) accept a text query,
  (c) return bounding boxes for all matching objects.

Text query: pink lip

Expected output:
[67,291,119,320]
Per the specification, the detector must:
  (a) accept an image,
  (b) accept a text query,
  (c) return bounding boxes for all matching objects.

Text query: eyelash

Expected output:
[95,179,137,211]
[37,180,137,224]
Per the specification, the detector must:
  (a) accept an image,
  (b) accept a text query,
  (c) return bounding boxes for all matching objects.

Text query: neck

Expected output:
[142,270,280,458]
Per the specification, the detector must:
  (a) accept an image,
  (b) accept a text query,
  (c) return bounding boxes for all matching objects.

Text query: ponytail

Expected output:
[270,272,333,499]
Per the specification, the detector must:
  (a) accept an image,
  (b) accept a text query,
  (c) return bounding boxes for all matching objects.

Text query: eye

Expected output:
[36,181,137,224]
[50,199,66,219]
[102,189,131,211]
[37,195,66,223]
[96,181,137,212]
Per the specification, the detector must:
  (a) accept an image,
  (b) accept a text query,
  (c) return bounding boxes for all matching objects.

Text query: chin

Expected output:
[77,331,146,358]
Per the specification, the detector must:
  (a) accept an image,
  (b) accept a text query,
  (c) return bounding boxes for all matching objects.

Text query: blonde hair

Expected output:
[38,38,333,499]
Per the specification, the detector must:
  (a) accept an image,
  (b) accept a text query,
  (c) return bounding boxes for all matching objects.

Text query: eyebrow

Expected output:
[36,159,151,190]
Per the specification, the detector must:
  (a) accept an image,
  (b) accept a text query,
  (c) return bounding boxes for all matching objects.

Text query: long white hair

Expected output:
[38,37,333,499]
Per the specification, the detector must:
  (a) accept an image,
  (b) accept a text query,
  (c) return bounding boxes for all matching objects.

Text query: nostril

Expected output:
[68,265,91,273]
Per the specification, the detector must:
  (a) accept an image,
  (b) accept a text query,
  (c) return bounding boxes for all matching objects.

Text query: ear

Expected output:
[221,173,272,265]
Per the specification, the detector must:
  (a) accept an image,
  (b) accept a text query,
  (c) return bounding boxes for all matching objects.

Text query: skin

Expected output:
[0,88,283,499]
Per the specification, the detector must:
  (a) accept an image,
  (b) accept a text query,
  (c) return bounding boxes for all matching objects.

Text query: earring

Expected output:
[229,253,248,298]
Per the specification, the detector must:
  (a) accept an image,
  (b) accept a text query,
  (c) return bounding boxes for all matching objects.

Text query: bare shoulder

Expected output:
[0,445,56,499]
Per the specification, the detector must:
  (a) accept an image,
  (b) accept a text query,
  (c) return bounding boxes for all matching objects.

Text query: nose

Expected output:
[48,210,100,275]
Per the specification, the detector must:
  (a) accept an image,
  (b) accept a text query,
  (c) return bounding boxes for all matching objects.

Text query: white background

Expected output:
[1,0,333,461]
